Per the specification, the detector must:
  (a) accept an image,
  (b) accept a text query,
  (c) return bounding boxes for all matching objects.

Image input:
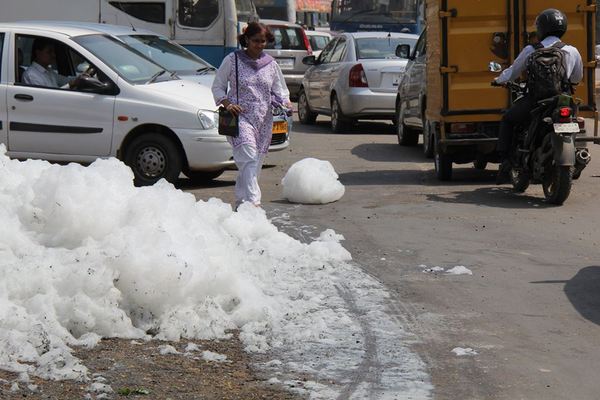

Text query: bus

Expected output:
[0,0,257,66]
[254,0,331,28]
[330,0,423,34]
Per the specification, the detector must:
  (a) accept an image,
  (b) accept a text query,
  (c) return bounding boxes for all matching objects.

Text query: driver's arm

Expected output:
[496,45,535,84]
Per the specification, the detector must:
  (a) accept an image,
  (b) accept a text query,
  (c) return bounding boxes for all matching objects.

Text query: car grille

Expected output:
[271,133,287,145]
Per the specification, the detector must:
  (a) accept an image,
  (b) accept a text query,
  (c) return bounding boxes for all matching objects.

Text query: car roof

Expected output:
[259,19,302,28]
[347,31,419,40]
[0,21,105,37]
[3,20,159,37]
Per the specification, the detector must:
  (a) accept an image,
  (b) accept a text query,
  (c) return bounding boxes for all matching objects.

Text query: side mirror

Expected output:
[77,75,119,95]
[302,55,317,65]
[488,61,503,73]
[396,44,411,59]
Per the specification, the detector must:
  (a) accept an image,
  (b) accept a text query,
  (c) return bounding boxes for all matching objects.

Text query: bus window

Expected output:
[178,0,219,28]
[108,2,166,24]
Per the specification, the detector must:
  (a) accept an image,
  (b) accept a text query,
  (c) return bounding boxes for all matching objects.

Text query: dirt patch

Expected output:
[0,334,303,399]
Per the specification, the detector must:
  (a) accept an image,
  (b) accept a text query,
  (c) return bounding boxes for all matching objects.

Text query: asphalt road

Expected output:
[185,115,600,400]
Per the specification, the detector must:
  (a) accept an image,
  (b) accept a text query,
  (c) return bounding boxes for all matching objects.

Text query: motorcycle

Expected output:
[490,77,591,205]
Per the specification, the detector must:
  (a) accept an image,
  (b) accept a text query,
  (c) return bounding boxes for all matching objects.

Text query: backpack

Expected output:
[525,41,569,101]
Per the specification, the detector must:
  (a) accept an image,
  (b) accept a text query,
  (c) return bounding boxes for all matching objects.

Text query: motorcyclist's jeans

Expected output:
[497,96,535,156]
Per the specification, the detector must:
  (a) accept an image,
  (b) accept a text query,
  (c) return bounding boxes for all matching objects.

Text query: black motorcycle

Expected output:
[493,80,591,205]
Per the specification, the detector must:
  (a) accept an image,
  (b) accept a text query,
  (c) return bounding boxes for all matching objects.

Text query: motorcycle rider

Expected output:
[494,8,583,184]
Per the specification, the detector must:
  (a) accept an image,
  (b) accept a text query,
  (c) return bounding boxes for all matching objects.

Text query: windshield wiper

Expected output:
[196,66,216,75]
[147,69,166,84]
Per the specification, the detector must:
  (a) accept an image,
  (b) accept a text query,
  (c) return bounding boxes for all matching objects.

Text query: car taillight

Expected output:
[301,29,313,55]
[559,107,572,118]
[450,123,477,134]
[349,64,368,87]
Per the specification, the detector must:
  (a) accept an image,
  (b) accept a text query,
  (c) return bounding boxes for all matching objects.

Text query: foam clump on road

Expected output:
[0,147,351,381]
[281,158,345,204]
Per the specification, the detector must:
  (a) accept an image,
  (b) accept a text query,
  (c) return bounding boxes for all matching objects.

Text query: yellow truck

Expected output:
[422,0,598,180]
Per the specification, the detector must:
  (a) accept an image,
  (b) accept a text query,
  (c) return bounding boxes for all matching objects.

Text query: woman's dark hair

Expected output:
[238,22,274,47]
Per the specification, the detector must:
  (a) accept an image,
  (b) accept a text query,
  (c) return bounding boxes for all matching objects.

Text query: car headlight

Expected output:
[197,110,219,130]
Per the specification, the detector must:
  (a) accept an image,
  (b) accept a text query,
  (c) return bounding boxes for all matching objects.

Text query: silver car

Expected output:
[298,32,418,133]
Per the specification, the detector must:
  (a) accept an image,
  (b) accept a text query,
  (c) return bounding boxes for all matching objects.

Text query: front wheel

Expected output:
[124,132,182,186]
[396,102,419,146]
[542,164,572,205]
[298,89,317,124]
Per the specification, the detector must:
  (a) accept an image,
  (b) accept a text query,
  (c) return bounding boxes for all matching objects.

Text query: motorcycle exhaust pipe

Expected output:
[576,149,591,165]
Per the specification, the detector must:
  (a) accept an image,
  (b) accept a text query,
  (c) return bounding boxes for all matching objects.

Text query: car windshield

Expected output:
[119,34,212,73]
[355,36,417,59]
[73,34,167,84]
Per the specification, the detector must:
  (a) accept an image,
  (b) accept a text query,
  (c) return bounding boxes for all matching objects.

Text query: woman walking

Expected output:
[212,22,291,209]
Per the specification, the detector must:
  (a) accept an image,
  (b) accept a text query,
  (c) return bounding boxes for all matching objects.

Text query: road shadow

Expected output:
[293,119,395,135]
[563,266,600,325]
[176,177,235,190]
[351,142,426,163]
[425,186,554,209]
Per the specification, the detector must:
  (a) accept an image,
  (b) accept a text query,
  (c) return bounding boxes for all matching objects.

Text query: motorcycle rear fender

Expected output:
[551,132,576,166]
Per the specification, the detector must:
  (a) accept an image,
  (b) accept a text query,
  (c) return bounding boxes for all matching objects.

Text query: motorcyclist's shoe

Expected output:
[496,160,511,185]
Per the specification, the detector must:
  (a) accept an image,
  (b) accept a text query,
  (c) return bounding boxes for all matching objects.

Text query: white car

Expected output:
[305,30,332,58]
[20,21,291,152]
[0,22,235,185]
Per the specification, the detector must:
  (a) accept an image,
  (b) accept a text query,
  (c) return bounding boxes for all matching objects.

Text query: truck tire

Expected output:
[124,132,182,186]
[434,134,452,181]
[423,121,435,158]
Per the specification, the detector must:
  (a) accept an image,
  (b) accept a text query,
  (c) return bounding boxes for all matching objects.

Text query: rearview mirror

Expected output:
[488,61,503,73]
[302,55,317,65]
[77,76,119,95]
[396,44,411,59]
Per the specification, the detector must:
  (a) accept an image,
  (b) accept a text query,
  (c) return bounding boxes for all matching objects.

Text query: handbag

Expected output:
[218,53,239,137]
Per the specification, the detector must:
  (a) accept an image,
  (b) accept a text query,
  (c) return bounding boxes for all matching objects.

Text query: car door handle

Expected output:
[14,94,34,101]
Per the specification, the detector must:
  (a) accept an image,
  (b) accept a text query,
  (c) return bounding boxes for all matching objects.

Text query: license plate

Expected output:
[553,123,579,133]
[275,58,294,70]
[272,121,288,134]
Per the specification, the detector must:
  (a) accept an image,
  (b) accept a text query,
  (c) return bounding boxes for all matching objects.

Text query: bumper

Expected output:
[175,128,235,170]
[339,88,396,118]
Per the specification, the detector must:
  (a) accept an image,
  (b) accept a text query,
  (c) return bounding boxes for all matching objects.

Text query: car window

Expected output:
[329,38,346,63]
[265,26,306,50]
[109,1,166,24]
[119,34,212,72]
[178,0,219,28]
[355,37,418,60]
[318,38,338,64]
[73,34,165,84]
[414,30,426,58]
[309,35,330,51]
[16,35,93,89]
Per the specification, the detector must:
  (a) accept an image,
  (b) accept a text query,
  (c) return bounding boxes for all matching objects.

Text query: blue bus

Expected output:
[330,0,423,34]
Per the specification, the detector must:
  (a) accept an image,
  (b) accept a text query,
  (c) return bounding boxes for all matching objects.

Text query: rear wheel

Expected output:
[331,95,350,133]
[298,89,317,124]
[434,134,452,181]
[396,102,419,146]
[124,132,182,186]
[542,164,572,205]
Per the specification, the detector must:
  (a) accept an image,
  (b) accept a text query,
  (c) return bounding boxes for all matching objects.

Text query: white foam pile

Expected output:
[0,148,432,398]
[0,148,350,381]
[281,158,345,204]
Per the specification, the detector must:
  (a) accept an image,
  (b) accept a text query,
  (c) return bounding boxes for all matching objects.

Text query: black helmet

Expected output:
[535,9,567,40]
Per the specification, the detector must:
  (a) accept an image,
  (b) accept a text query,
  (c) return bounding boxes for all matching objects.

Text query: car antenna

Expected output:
[117,1,137,31]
